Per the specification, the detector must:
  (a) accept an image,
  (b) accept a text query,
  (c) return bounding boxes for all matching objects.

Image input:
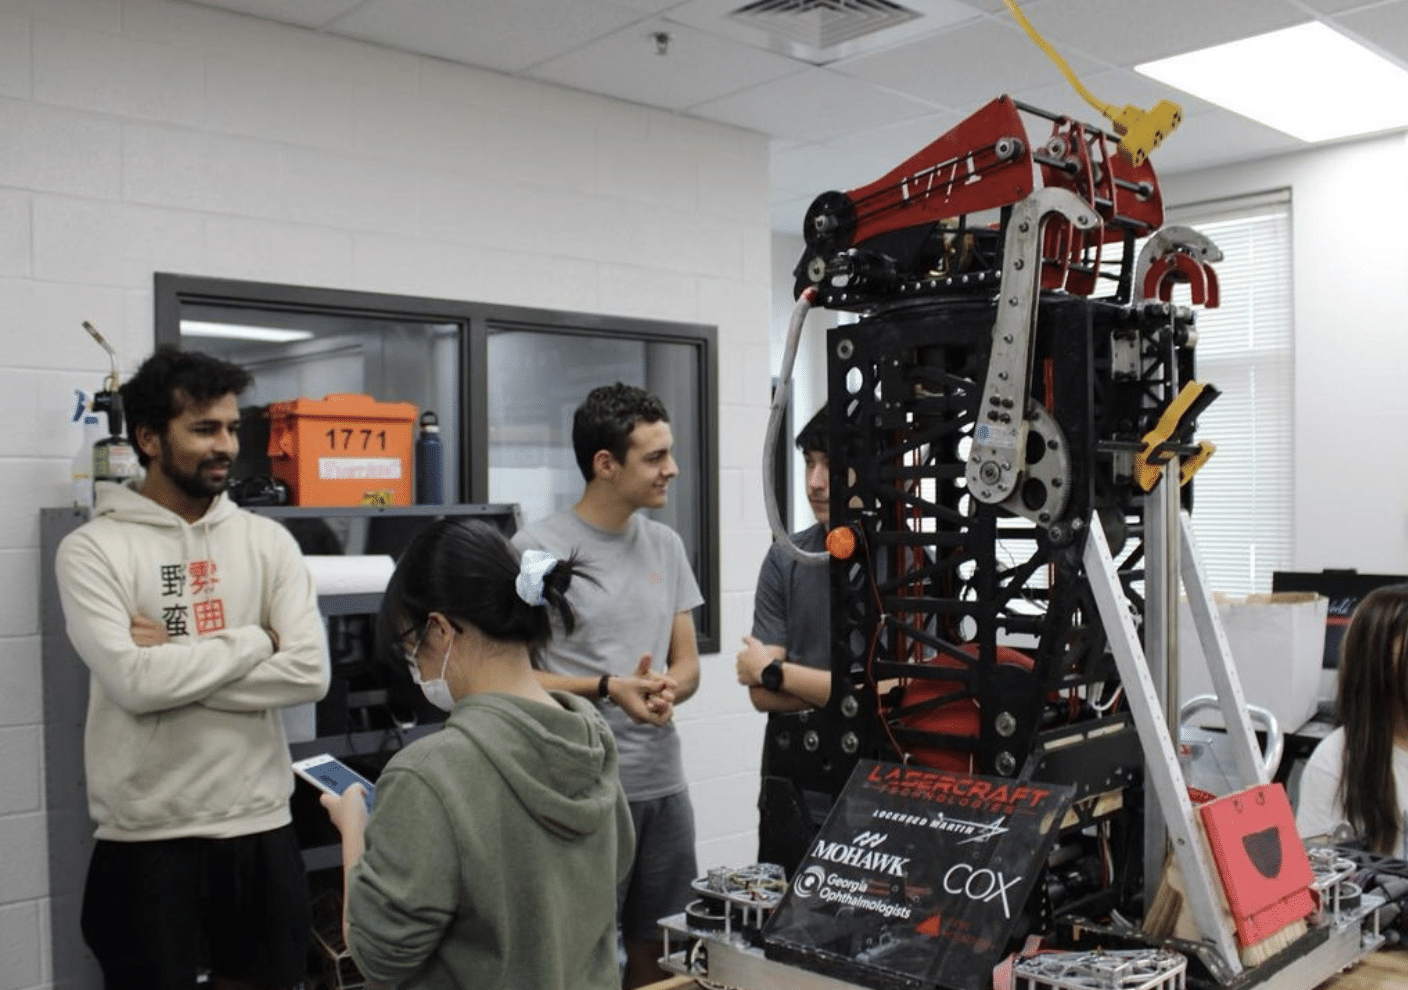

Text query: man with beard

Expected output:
[56,346,329,990]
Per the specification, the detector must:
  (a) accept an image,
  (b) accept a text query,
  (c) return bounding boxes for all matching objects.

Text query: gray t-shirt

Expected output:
[513,509,704,801]
[751,523,830,669]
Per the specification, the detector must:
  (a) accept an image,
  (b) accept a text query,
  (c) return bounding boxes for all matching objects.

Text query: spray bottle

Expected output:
[70,390,104,510]
[81,321,141,489]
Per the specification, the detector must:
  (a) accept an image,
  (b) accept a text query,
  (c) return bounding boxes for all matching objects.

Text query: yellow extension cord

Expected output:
[1002,0,1183,167]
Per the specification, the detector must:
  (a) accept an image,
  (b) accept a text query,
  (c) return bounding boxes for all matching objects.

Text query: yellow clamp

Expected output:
[1134,381,1219,491]
[1179,441,1216,486]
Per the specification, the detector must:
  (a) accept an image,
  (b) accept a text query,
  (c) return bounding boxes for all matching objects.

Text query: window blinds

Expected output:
[1165,192,1294,595]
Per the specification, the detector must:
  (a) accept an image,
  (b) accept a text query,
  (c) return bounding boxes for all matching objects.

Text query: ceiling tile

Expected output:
[1336,2,1408,62]
[1022,0,1306,65]
[835,19,1105,111]
[182,0,365,27]
[530,18,807,110]
[1141,108,1304,177]
[1298,0,1387,12]
[693,66,942,142]
[330,0,652,74]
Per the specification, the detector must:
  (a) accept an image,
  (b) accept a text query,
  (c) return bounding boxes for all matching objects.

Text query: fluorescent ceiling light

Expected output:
[181,321,313,343]
[1137,22,1408,143]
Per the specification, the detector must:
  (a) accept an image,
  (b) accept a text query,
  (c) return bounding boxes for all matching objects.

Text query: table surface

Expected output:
[641,948,1408,990]
[1316,947,1408,988]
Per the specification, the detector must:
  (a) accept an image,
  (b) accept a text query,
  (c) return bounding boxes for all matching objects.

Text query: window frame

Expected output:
[153,272,721,652]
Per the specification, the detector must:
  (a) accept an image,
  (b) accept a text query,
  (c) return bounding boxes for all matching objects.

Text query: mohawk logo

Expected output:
[812,836,910,876]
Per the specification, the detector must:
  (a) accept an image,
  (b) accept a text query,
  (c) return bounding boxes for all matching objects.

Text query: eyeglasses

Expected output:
[402,616,463,668]
[403,621,430,669]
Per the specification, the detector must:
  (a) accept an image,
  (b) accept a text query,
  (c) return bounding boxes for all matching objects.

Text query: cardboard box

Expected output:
[1177,591,1327,733]
[266,394,418,507]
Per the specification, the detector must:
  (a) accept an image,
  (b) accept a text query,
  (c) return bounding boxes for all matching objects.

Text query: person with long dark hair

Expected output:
[320,519,634,989]
[1297,584,1408,855]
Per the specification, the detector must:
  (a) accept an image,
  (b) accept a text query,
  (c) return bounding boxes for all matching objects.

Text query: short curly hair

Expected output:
[571,382,670,482]
[121,346,252,466]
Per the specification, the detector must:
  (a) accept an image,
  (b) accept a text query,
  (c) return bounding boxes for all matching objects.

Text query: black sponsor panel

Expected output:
[763,759,1074,990]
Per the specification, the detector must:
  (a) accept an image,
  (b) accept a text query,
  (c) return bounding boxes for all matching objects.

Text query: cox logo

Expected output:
[792,865,827,898]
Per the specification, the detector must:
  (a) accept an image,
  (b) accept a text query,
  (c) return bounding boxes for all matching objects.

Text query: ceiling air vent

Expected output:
[729,0,921,54]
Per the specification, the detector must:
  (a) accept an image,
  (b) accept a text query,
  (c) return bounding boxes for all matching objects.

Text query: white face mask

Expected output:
[406,624,456,712]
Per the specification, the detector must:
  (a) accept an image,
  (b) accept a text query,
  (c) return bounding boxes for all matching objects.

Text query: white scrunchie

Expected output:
[515,549,558,606]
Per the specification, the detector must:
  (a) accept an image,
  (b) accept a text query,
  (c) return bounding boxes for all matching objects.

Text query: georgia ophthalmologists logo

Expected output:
[792,865,827,898]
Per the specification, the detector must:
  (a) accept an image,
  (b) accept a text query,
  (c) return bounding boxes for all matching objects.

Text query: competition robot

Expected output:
[666,91,1398,990]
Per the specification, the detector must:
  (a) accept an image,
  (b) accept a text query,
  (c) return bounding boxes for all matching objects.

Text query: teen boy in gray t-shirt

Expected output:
[513,382,704,989]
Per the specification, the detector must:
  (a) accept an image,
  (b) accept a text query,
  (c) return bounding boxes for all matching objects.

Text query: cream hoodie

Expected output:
[56,481,330,841]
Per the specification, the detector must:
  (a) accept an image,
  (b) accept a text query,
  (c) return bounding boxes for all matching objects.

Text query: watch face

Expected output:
[762,660,783,691]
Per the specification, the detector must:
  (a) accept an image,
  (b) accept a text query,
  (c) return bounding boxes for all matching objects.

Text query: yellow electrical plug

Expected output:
[1110,100,1183,167]
[1003,0,1183,166]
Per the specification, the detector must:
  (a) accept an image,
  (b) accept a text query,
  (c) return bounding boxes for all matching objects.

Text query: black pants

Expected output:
[82,825,311,990]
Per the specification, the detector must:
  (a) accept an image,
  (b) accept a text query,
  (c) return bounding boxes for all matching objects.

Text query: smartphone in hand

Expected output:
[292,754,375,810]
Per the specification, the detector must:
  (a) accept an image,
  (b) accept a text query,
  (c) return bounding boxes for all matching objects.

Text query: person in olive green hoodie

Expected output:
[321,519,635,989]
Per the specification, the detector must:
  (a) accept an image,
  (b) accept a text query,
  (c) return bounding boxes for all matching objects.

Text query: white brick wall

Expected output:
[0,0,779,982]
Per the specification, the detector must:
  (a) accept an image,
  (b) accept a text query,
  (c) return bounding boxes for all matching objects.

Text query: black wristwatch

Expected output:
[760,659,785,692]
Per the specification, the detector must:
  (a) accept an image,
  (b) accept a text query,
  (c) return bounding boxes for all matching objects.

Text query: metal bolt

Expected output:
[980,461,1002,484]
[803,730,820,752]
[837,339,854,359]
[840,695,859,718]
[995,712,1017,737]
[841,732,859,754]
[995,751,1017,775]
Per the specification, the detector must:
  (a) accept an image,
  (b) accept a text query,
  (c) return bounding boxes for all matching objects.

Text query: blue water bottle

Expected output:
[415,411,444,505]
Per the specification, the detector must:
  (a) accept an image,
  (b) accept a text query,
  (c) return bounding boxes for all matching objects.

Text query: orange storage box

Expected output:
[266,394,418,507]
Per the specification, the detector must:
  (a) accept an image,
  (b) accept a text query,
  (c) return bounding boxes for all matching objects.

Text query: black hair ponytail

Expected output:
[377,519,594,662]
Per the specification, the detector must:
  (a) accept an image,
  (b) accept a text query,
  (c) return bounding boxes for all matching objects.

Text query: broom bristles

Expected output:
[1143,850,1308,965]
